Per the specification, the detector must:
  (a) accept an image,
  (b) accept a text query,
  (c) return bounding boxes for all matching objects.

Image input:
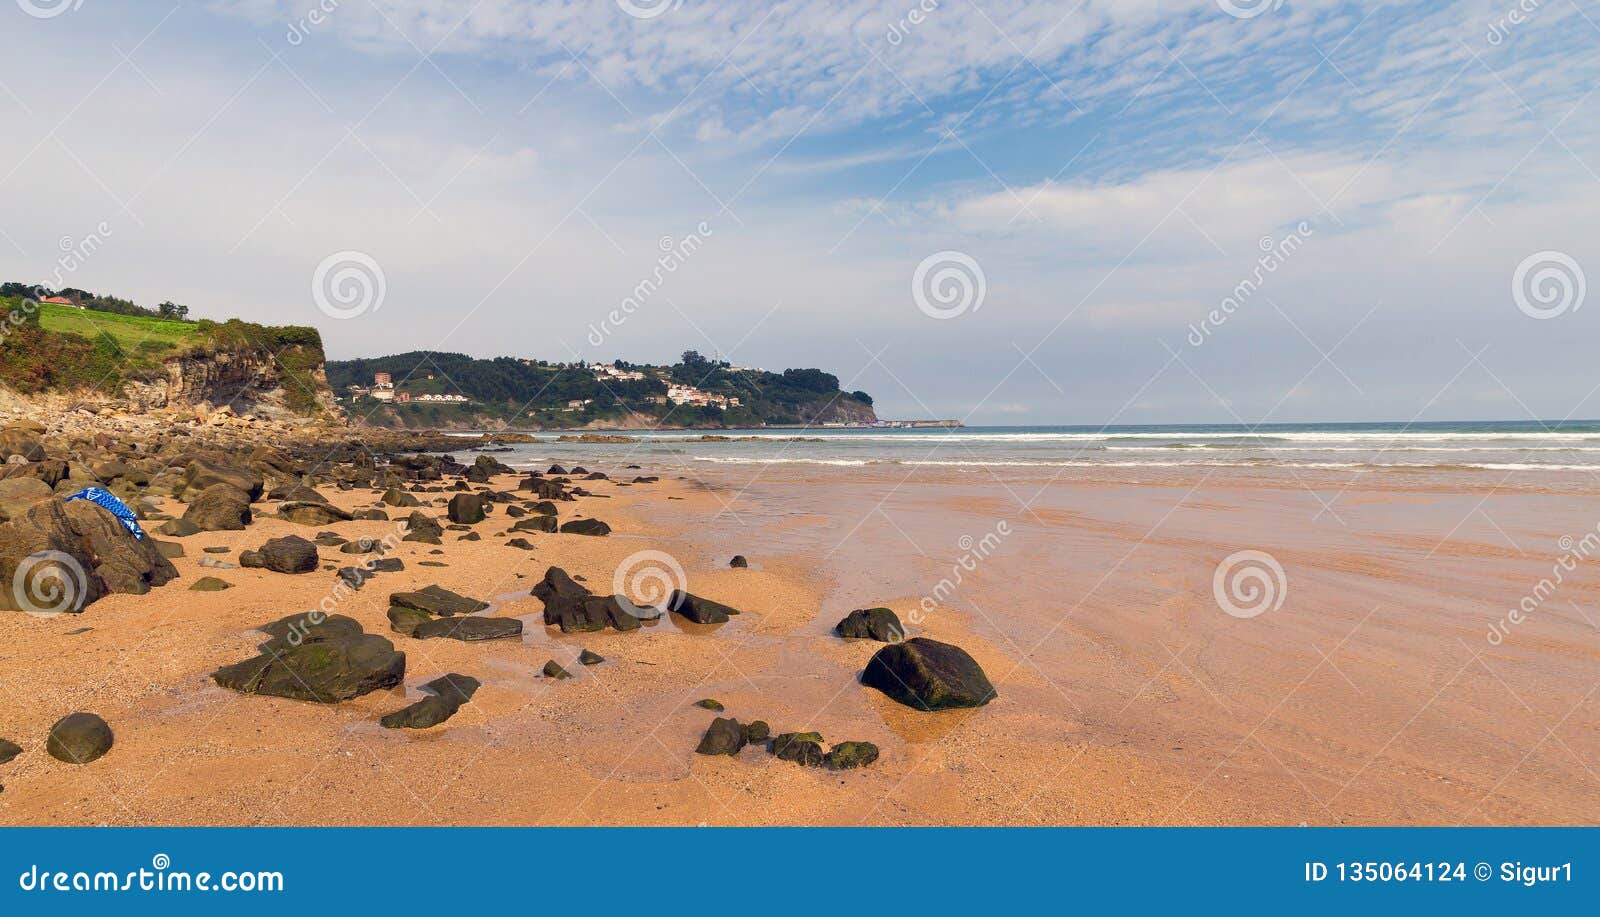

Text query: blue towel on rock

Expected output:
[64,486,145,540]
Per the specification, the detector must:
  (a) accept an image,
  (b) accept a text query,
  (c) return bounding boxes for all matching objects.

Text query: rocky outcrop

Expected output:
[123,345,335,421]
[0,498,178,612]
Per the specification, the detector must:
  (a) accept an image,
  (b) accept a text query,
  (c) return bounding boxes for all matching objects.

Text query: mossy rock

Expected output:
[45,712,113,764]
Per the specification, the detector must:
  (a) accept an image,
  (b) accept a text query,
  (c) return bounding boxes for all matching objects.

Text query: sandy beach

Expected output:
[0,450,1594,827]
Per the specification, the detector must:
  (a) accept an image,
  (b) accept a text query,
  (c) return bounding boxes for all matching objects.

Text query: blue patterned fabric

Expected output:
[64,486,146,540]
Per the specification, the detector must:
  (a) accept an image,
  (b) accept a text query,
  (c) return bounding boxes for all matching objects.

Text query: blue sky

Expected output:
[2,0,1598,424]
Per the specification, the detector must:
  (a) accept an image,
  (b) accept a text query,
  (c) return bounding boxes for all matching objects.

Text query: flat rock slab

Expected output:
[411,616,523,641]
[276,501,354,526]
[214,618,405,703]
[389,584,489,617]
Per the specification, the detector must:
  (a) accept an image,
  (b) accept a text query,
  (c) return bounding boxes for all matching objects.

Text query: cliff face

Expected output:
[122,345,336,420]
[805,397,877,425]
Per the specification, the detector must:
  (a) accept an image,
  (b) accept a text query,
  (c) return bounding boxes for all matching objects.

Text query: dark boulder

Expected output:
[380,673,481,729]
[512,515,558,534]
[0,498,178,612]
[559,518,610,536]
[184,460,263,501]
[578,649,604,665]
[45,712,113,764]
[182,483,253,531]
[666,590,740,624]
[531,567,646,632]
[860,637,996,711]
[0,738,19,764]
[834,607,905,643]
[694,698,725,711]
[240,535,319,574]
[447,493,485,524]
[189,576,233,591]
[729,555,748,568]
[542,660,572,680]
[402,511,442,544]
[742,721,770,745]
[694,717,746,756]
[381,487,421,507]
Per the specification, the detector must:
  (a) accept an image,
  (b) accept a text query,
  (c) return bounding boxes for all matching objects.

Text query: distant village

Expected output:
[341,362,749,414]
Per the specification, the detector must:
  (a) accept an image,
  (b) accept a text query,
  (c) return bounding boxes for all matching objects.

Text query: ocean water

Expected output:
[458,420,1600,474]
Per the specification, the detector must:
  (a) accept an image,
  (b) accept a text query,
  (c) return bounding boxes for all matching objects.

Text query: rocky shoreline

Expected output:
[0,405,996,813]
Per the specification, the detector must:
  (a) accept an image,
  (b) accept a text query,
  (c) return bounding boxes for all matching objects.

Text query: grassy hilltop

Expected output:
[0,292,328,416]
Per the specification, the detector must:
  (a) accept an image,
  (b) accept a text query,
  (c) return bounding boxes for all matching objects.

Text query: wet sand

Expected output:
[0,462,1595,825]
